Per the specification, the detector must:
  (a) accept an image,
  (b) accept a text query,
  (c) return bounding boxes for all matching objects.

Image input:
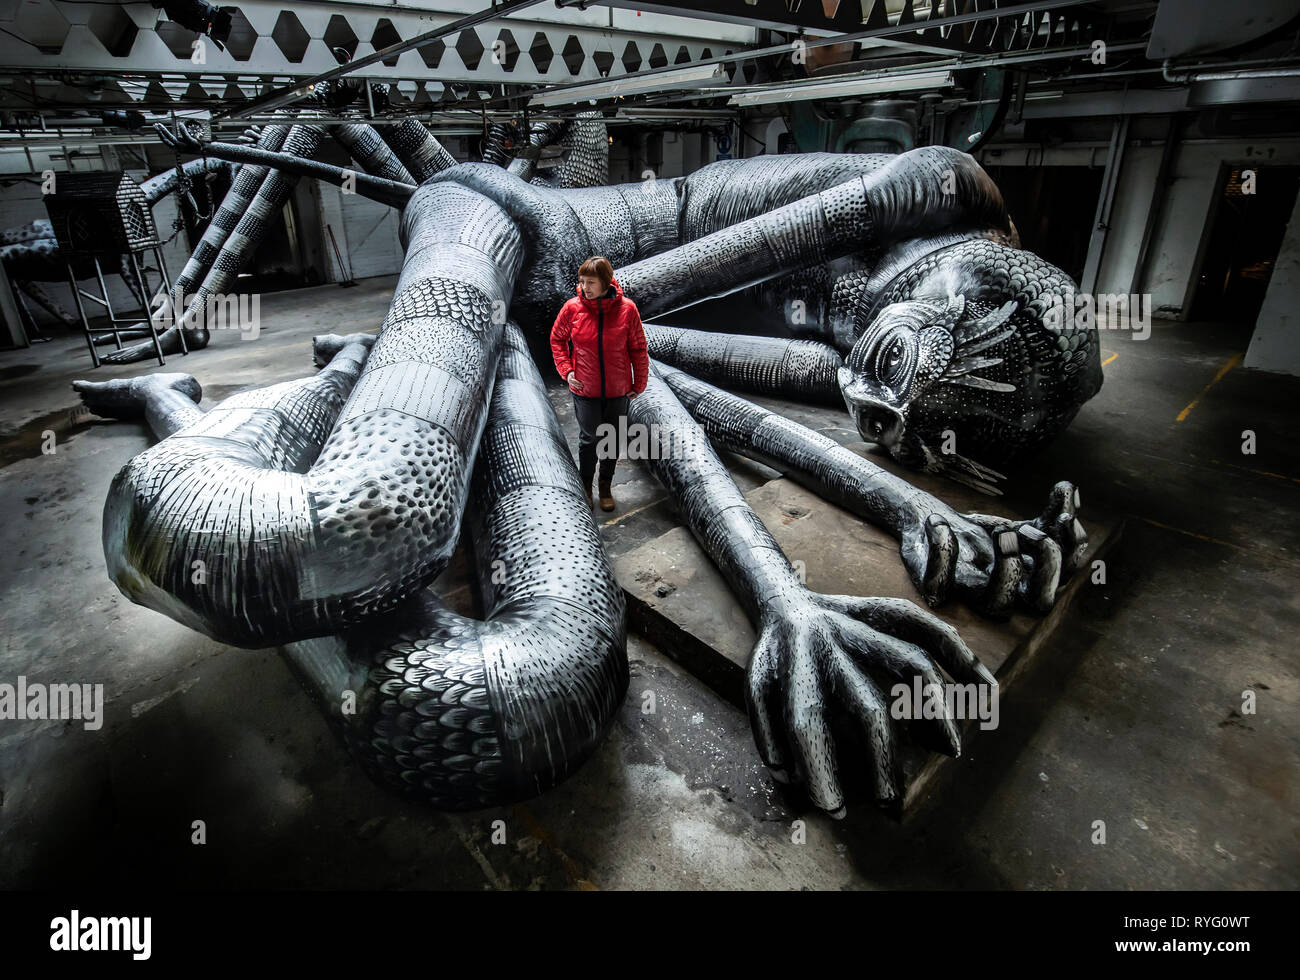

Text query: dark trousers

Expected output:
[573,393,629,488]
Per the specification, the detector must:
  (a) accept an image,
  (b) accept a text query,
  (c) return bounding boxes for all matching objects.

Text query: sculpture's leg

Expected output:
[657,361,1085,616]
[19,279,78,328]
[628,371,992,816]
[170,124,289,302]
[72,373,205,437]
[645,323,843,405]
[330,123,414,184]
[527,112,609,189]
[379,119,458,181]
[103,124,326,365]
[117,255,146,310]
[87,180,523,648]
[77,331,373,461]
[98,128,291,347]
[284,324,627,809]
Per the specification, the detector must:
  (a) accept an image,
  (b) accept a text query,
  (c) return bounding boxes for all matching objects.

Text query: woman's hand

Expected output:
[566,371,585,393]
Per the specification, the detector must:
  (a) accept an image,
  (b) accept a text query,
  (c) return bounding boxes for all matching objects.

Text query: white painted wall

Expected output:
[1094,145,1162,297]
[311,180,402,285]
[1245,189,1300,375]
[980,134,1300,373]
[1100,137,1300,317]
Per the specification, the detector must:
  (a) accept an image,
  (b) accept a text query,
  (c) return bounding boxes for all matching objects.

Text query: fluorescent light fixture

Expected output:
[728,70,953,107]
[614,107,736,121]
[529,63,728,107]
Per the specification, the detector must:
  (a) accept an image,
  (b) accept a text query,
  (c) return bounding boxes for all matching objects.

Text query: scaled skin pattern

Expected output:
[75,109,1095,814]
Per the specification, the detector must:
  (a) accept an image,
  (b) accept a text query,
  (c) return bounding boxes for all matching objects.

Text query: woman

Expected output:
[550,256,649,511]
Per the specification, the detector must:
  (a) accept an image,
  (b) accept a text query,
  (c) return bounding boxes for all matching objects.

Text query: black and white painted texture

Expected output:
[74,109,1097,814]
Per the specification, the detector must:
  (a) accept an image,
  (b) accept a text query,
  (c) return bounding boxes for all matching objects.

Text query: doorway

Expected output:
[1190,164,1300,325]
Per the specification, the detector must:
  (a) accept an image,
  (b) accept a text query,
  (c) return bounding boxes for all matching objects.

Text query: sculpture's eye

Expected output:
[876,334,911,387]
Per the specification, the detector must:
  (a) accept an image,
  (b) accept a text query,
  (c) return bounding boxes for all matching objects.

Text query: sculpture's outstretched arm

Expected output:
[155,124,414,209]
[617,146,1007,321]
[629,368,992,815]
[284,324,628,809]
[645,323,843,405]
[656,360,1086,616]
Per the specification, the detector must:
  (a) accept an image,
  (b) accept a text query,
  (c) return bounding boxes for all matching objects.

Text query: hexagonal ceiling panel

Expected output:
[372,18,401,68]
[561,35,584,76]
[493,29,520,72]
[271,11,309,64]
[529,33,554,74]
[88,4,138,58]
[10,0,69,55]
[456,29,485,71]
[324,14,358,64]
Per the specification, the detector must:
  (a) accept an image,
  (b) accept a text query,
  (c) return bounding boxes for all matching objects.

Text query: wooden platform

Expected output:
[612,442,1123,813]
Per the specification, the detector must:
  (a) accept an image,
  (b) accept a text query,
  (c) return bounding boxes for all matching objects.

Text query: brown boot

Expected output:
[598,479,615,512]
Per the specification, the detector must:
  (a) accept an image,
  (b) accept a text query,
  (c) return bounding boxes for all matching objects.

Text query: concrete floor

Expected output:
[0,277,1295,889]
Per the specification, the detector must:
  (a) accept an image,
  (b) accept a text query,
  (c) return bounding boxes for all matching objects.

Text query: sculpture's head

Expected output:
[838,294,1020,456]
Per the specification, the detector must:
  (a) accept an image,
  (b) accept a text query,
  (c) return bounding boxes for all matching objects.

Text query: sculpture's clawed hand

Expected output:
[746,589,994,817]
[902,480,1087,617]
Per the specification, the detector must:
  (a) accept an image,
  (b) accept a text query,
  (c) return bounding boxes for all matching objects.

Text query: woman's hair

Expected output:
[578,256,614,287]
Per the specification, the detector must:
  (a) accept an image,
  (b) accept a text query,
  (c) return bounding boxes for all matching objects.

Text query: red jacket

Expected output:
[550,278,649,399]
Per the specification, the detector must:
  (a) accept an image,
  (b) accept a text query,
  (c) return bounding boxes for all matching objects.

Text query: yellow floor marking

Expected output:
[1176,353,1242,422]
[1141,518,1246,553]
[1208,458,1300,486]
[1101,352,1118,367]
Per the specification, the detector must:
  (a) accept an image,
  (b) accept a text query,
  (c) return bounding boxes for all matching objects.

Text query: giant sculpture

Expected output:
[74,103,1100,815]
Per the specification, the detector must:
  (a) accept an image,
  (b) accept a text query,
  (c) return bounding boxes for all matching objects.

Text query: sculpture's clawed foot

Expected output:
[908,480,1087,616]
[312,332,376,368]
[72,373,201,420]
[747,589,993,818]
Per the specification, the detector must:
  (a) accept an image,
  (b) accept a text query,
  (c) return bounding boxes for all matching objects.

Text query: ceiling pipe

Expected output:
[1162,60,1300,83]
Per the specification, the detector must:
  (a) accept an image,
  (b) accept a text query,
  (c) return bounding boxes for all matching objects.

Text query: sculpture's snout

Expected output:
[838,365,906,448]
[853,400,905,448]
